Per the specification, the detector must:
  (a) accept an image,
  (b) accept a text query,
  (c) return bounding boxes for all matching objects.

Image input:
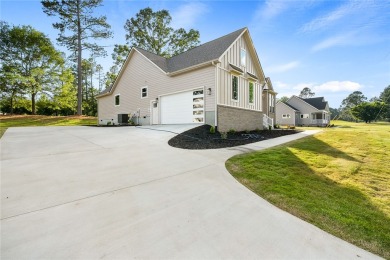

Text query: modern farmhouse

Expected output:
[276,96,331,127]
[97,27,277,132]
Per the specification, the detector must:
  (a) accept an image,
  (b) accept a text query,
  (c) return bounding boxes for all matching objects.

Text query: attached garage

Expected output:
[160,89,204,124]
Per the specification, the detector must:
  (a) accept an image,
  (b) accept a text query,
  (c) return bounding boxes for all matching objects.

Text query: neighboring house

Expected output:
[276,96,330,126]
[96,27,277,132]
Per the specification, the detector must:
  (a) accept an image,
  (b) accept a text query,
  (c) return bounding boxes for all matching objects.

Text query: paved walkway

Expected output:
[0,126,381,259]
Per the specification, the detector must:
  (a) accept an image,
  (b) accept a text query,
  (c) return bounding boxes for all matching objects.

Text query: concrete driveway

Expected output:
[0,126,380,259]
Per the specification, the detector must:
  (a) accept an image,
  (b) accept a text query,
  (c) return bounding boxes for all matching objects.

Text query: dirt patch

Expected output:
[168,125,300,150]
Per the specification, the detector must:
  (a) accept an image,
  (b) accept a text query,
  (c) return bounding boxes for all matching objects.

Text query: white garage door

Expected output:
[161,89,204,124]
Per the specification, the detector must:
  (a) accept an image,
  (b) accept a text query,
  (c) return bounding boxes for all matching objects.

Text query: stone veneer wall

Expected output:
[217,105,263,132]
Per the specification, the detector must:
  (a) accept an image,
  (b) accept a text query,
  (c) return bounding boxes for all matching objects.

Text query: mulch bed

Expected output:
[168,125,300,150]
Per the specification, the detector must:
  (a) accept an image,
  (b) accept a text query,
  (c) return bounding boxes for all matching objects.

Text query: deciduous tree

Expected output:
[299,87,315,98]
[351,101,383,123]
[379,85,390,120]
[0,22,64,114]
[124,7,200,57]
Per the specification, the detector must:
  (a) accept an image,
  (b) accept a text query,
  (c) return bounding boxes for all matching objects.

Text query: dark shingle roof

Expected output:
[98,27,247,96]
[137,27,246,73]
[282,102,299,111]
[167,28,246,72]
[301,97,328,110]
[135,48,169,72]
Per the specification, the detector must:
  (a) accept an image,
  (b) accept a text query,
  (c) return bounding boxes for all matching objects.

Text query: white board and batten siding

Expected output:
[98,50,215,124]
[217,33,264,112]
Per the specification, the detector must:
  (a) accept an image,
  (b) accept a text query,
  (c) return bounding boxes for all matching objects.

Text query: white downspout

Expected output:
[212,60,219,128]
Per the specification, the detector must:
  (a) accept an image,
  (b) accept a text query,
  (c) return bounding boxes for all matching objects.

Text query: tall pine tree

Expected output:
[42,0,112,115]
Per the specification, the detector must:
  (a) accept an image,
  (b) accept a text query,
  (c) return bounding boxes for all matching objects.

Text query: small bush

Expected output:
[228,129,236,134]
[209,125,216,134]
[268,125,272,131]
[107,121,112,125]
[221,132,228,139]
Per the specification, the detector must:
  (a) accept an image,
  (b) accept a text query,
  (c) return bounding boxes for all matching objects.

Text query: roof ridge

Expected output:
[168,27,247,59]
[133,27,247,62]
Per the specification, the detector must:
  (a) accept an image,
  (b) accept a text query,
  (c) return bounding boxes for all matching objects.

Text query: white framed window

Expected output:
[240,48,246,67]
[115,94,120,106]
[248,81,254,104]
[282,114,291,118]
[141,87,148,98]
[232,75,239,101]
[301,114,309,119]
[192,88,204,123]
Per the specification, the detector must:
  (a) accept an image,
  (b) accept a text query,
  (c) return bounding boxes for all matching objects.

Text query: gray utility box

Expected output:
[118,114,129,124]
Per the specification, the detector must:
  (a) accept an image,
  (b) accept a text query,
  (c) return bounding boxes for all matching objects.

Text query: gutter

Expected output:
[167,59,220,76]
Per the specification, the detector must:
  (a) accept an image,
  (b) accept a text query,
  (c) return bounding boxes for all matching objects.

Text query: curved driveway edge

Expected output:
[1,126,381,259]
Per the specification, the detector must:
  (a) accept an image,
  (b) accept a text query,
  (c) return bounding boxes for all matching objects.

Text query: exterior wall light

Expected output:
[207,87,212,95]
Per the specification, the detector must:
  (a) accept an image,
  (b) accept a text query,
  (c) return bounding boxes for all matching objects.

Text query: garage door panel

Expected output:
[161,91,193,124]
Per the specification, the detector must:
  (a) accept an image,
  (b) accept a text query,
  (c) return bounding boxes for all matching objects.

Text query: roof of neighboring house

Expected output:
[301,97,328,110]
[278,101,299,111]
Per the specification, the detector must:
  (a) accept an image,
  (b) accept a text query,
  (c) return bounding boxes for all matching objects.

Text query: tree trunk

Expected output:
[76,0,82,115]
[10,95,14,115]
[32,92,36,115]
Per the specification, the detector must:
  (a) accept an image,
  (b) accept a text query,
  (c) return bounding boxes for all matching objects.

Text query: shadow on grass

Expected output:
[227,138,389,258]
[290,135,361,163]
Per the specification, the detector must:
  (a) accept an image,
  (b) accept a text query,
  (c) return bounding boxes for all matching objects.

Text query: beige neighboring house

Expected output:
[96,27,277,132]
[276,96,331,127]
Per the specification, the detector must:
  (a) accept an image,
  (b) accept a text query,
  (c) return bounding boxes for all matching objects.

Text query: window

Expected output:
[269,94,275,112]
[232,75,238,101]
[248,82,254,104]
[240,48,246,67]
[282,114,291,118]
[301,114,309,119]
[141,87,148,98]
[193,89,204,123]
[115,94,120,106]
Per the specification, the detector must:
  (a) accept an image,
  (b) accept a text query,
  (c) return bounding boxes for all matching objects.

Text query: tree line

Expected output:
[1,1,200,116]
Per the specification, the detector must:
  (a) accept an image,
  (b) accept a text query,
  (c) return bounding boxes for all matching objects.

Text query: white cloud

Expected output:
[257,0,290,20]
[171,2,209,30]
[268,61,300,73]
[313,81,362,92]
[300,1,366,33]
[311,32,355,52]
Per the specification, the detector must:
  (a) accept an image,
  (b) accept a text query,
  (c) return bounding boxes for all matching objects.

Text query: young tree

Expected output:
[299,87,315,98]
[41,0,112,115]
[0,22,64,114]
[124,7,200,58]
[351,102,383,123]
[379,85,390,120]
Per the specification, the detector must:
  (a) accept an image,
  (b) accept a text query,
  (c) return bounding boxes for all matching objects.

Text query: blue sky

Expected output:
[1,0,389,108]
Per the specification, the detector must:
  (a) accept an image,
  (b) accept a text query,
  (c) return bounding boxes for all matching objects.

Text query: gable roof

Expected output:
[134,27,246,74]
[277,101,299,111]
[97,27,250,97]
[301,97,328,110]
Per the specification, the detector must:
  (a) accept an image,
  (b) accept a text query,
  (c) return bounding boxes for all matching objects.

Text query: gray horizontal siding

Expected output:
[98,51,215,124]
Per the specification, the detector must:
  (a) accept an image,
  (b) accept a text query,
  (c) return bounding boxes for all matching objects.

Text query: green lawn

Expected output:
[226,121,390,258]
[0,115,97,138]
